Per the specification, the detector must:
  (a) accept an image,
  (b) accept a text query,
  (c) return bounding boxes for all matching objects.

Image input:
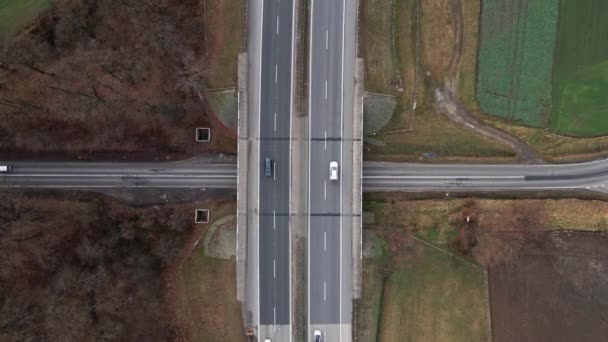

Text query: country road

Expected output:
[0,160,236,188]
[4,159,608,192]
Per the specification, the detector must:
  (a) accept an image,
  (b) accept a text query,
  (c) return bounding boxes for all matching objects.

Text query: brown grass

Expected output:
[362,194,608,341]
[419,0,454,81]
[364,105,516,162]
[203,0,245,89]
[484,117,608,162]
[458,0,481,111]
[359,0,398,94]
[365,194,608,233]
[371,229,489,342]
[360,0,514,162]
[171,202,245,342]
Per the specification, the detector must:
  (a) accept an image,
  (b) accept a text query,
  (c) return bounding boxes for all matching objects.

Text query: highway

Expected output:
[308,0,356,340]
[256,0,296,340]
[5,1,608,341]
[308,0,343,330]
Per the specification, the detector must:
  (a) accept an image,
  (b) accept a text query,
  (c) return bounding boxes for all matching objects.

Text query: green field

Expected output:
[477,0,559,127]
[550,0,608,136]
[378,243,490,342]
[0,0,52,40]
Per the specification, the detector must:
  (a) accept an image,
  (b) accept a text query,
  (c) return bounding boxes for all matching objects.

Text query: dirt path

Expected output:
[435,86,544,163]
[434,0,544,164]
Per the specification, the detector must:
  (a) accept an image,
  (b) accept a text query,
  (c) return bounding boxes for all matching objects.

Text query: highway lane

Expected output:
[257,0,295,338]
[308,0,352,340]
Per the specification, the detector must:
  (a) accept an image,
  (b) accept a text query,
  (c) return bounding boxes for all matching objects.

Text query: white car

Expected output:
[314,330,323,342]
[329,161,339,181]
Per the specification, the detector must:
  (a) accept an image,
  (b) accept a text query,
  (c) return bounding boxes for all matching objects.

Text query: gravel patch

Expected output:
[204,214,237,259]
[363,229,383,259]
[363,211,376,225]
[364,93,397,134]
[209,89,238,129]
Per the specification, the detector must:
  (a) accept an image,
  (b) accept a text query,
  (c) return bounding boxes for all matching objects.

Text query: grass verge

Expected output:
[484,117,608,162]
[363,193,608,233]
[203,0,245,89]
[179,246,243,341]
[0,0,51,40]
[355,232,389,342]
[175,203,244,342]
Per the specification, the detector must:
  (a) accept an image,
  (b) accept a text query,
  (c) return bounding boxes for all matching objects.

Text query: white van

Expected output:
[329,161,338,181]
[0,165,12,173]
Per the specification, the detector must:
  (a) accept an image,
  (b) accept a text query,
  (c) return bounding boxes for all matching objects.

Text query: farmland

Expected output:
[476,0,559,127]
[357,194,608,341]
[488,230,608,342]
[477,0,608,138]
[356,227,490,342]
[550,0,608,136]
[360,0,515,162]
[377,236,490,342]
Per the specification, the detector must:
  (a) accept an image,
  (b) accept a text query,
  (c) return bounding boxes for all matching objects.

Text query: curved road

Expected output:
[3,159,608,192]
[362,160,608,191]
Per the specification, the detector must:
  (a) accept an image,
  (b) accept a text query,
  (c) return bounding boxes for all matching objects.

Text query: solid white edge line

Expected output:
[236,84,240,271]
[0,185,588,190]
[257,1,264,340]
[360,85,364,261]
[340,0,345,339]
[289,0,296,339]
[307,0,314,338]
[8,174,237,178]
[361,175,526,179]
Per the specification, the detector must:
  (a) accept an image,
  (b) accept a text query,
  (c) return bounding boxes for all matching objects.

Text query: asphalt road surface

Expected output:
[362,161,608,191]
[308,0,356,341]
[257,0,295,334]
[6,160,608,191]
[0,160,236,188]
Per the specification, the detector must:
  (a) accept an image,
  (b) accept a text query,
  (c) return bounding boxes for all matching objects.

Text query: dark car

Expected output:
[264,157,273,177]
